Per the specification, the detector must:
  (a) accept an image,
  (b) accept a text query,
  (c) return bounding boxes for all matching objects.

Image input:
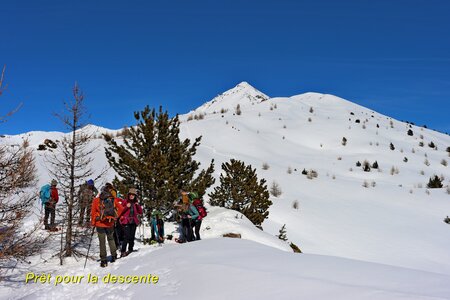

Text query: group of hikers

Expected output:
[40,179,207,267]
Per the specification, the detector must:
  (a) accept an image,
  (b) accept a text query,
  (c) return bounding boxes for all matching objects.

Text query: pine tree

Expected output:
[105,106,215,217]
[390,143,395,151]
[278,224,288,241]
[427,175,443,189]
[407,129,413,136]
[372,161,379,169]
[209,159,272,226]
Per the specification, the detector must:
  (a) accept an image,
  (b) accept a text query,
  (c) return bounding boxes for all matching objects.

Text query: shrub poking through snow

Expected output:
[270,181,282,197]
[306,169,318,179]
[427,175,443,188]
[362,160,371,172]
[342,137,347,146]
[290,242,302,253]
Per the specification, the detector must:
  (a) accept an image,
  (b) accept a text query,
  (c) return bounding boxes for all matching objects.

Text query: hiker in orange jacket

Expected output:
[91,186,124,267]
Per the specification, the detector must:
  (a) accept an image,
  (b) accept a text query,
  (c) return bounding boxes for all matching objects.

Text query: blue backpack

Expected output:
[40,184,51,206]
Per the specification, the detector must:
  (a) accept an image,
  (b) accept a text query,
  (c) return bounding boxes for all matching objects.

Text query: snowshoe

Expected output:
[174,238,186,243]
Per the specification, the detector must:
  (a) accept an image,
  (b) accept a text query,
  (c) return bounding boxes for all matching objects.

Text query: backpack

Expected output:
[192,198,207,220]
[99,198,118,222]
[40,184,51,206]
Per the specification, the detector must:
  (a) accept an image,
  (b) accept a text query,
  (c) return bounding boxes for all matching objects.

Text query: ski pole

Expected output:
[84,227,95,269]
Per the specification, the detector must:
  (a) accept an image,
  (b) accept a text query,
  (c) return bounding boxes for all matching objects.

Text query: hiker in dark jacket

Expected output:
[119,188,143,257]
[78,179,98,226]
[189,192,203,240]
[181,202,199,242]
[91,187,123,268]
[44,179,59,231]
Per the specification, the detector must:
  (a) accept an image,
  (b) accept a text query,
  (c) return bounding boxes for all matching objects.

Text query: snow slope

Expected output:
[9,239,450,300]
[1,81,450,299]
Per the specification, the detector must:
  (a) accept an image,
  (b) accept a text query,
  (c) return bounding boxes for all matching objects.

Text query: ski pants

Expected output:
[192,219,202,240]
[44,204,56,228]
[122,223,137,253]
[96,227,117,262]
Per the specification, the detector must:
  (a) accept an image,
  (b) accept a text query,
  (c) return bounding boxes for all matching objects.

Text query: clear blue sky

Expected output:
[1,0,449,135]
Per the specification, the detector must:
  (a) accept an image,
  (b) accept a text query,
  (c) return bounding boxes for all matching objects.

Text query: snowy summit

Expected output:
[193,81,269,114]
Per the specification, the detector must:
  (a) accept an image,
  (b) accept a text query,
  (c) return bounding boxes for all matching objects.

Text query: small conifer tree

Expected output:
[209,159,272,225]
[278,224,288,241]
[427,175,443,188]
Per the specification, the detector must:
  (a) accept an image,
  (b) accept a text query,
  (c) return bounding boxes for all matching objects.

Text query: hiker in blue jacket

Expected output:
[151,210,165,243]
[181,202,199,242]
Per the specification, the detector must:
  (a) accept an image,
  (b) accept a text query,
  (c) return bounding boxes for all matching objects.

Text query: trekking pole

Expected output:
[140,217,145,243]
[140,208,145,242]
[84,227,95,269]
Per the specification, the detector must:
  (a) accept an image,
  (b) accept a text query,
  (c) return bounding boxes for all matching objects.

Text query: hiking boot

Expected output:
[44,225,50,230]
[111,255,117,263]
[120,252,127,258]
[100,261,108,268]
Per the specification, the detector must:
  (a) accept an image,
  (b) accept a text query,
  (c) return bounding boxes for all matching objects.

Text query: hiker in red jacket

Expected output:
[44,179,59,231]
[119,188,143,257]
[91,186,123,267]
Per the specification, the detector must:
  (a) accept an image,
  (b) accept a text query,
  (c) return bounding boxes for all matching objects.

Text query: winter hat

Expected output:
[87,179,94,186]
[188,192,198,201]
[51,179,58,186]
[128,188,137,195]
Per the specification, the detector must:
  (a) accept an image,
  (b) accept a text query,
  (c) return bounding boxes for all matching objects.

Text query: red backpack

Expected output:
[192,199,207,220]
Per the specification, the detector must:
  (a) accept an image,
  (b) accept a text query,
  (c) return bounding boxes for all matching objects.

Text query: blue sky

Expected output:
[1,0,449,134]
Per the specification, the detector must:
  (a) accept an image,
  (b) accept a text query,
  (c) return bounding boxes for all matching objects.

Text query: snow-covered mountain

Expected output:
[2,82,450,299]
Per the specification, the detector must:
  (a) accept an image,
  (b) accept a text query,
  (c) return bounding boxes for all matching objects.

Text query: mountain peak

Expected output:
[226,81,267,97]
[193,81,269,114]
